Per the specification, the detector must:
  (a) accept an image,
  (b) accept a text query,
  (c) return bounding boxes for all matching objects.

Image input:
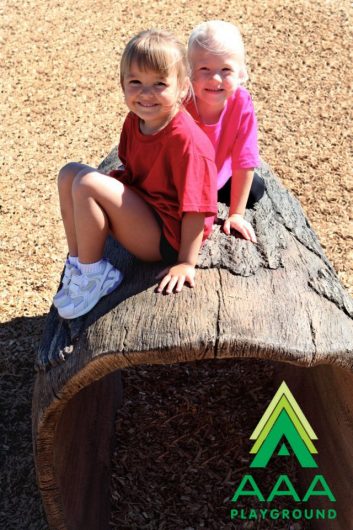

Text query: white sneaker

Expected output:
[53,261,80,308]
[58,260,123,319]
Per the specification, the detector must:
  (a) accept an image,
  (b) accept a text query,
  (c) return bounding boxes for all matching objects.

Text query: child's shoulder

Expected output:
[222,87,256,123]
[120,111,136,135]
[232,86,253,104]
[123,111,136,126]
[170,109,201,133]
[168,110,214,156]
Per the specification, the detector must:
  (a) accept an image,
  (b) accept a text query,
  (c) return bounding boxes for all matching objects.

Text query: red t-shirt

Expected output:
[110,110,218,251]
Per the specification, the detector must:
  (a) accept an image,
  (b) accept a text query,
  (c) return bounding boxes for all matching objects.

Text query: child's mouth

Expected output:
[138,102,157,107]
[205,88,223,93]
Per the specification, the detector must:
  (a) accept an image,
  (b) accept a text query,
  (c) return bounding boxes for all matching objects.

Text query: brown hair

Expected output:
[120,29,190,92]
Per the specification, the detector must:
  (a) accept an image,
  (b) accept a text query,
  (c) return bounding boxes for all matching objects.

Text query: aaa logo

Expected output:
[249,381,318,468]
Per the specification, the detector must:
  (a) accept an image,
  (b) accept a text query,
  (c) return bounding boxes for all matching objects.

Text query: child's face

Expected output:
[123,62,184,133]
[190,46,243,112]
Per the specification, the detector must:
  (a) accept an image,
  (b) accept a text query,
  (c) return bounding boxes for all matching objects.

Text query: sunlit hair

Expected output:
[120,29,191,98]
[188,20,249,84]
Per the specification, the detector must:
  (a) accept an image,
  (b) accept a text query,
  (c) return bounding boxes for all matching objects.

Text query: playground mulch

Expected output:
[1,0,351,528]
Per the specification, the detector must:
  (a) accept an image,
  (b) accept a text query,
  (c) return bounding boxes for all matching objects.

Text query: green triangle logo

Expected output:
[249,381,318,469]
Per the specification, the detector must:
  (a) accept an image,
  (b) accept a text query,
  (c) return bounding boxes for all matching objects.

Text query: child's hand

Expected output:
[156,262,196,294]
[223,213,257,243]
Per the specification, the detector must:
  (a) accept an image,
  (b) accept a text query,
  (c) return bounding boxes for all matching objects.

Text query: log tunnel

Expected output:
[33,158,353,530]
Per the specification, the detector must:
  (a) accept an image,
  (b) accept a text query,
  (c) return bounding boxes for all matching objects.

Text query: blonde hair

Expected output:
[120,29,190,93]
[188,20,248,83]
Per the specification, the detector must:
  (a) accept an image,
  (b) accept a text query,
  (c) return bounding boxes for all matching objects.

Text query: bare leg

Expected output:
[58,162,97,256]
[72,170,162,263]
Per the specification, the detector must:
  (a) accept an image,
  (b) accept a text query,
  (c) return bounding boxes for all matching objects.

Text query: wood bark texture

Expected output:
[33,154,353,530]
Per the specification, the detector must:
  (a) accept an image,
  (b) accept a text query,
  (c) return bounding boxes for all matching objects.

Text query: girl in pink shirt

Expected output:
[187,20,264,243]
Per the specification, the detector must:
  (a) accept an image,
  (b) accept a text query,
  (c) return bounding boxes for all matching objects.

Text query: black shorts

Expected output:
[153,211,179,265]
[217,171,265,208]
[160,232,179,265]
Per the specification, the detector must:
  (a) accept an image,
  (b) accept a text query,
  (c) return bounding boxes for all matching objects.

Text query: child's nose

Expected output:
[211,72,222,82]
[140,86,153,96]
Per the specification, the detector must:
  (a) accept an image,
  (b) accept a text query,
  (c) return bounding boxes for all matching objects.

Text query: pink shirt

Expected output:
[186,87,260,190]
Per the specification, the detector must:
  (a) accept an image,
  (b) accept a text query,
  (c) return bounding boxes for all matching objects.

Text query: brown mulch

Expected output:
[1,0,352,529]
[110,360,311,530]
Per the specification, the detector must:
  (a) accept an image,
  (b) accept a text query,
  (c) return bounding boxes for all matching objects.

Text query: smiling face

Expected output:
[120,30,190,134]
[189,46,244,121]
[123,63,186,135]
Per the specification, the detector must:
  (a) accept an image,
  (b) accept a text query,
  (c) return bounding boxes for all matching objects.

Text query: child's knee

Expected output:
[58,162,84,191]
[72,169,101,198]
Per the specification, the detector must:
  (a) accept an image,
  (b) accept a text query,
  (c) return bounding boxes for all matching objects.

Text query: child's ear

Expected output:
[238,66,248,83]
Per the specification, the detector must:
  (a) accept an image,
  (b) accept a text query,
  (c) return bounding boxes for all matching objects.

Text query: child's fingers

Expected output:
[185,274,195,288]
[156,273,171,292]
[243,223,257,243]
[165,275,179,294]
[241,226,257,243]
[248,227,257,243]
[156,265,195,294]
[225,217,257,244]
[223,219,231,235]
[175,275,186,292]
[239,225,252,241]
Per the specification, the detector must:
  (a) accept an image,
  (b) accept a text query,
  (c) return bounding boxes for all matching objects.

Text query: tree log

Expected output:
[33,153,353,530]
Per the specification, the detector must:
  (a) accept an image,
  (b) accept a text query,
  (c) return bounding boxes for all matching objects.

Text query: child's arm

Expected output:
[223,168,257,243]
[156,212,205,294]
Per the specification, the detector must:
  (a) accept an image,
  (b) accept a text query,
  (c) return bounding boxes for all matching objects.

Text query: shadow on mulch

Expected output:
[0,315,48,530]
[110,359,312,530]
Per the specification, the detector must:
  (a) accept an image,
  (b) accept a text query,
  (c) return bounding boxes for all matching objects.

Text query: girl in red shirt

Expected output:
[53,29,217,320]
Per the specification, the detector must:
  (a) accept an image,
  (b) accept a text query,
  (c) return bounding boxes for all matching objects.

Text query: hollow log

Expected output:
[33,154,353,530]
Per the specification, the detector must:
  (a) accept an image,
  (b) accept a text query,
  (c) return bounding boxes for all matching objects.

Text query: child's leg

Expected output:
[53,163,98,309]
[57,170,163,319]
[72,169,162,263]
[246,172,265,209]
[218,172,265,208]
[58,162,94,256]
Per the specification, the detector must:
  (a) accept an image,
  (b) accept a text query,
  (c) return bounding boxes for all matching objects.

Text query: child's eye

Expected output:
[156,81,167,87]
[222,67,232,72]
[129,79,141,85]
[199,67,209,71]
